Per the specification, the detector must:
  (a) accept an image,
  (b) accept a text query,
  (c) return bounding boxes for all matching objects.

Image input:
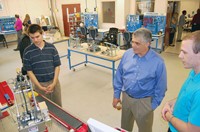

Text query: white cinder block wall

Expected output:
[0,0,199,35]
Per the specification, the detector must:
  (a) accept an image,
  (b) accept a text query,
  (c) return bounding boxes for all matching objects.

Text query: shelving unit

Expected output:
[68,13,84,38]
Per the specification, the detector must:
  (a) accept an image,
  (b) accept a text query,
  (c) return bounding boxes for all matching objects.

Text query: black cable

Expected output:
[21,84,32,120]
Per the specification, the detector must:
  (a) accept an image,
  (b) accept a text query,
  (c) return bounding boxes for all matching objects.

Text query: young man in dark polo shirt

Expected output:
[23,24,62,107]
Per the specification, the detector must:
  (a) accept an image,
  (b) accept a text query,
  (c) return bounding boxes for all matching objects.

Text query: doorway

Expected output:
[164,1,181,54]
[165,1,180,45]
[62,4,81,36]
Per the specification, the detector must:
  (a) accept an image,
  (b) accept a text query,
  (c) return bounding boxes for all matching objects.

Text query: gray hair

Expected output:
[183,30,200,54]
[133,28,152,43]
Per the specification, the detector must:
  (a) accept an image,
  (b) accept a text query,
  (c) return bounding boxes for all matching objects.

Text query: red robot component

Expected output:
[0,81,14,107]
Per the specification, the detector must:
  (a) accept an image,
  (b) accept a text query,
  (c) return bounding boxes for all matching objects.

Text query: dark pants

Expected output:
[16,30,22,49]
[168,128,172,132]
[192,24,200,32]
[169,32,175,45]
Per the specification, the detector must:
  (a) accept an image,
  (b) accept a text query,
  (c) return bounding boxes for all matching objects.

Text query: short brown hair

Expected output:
[182,31,200,54]
[15,14,19,18]
[27,24,43,35]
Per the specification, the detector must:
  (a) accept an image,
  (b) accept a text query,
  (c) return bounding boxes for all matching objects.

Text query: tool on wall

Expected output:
[94,0,97,12]
[47,0,59,28]
[85,0,88,12]
[53,0,59,28]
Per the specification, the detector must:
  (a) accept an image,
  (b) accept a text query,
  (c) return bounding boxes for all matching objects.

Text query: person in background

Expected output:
[23,14,31,31]
[19,26,31,61]
[14,14,23,51]
[40,15,48,31]
[23,24,62,107]
[19,26,31,75]
[161,31,200,132]
[169,13,178,46]
[191,8,200,32]
[177,10,187,42]
[40,15,47,26]
[113,28,167,132]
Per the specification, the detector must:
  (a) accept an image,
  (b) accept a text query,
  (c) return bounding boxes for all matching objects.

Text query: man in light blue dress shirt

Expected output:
[161,31,200,132]
[113,28,167,132]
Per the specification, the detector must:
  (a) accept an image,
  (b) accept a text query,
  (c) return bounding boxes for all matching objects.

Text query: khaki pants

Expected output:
[33,80,62,107]
[177,25,183,41]
[121,92,153,132]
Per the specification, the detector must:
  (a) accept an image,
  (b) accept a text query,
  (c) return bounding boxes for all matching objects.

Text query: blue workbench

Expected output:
[67,43,125,82]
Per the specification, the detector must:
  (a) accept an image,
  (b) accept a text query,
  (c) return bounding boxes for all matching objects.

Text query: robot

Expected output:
[7,69,51,132]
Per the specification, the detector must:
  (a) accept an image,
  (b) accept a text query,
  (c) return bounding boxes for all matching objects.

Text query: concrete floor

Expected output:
[0,32,190,132]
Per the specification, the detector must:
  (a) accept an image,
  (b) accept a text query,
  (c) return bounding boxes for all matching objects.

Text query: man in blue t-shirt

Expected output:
[23,24,62,107]
[161,31,200,132]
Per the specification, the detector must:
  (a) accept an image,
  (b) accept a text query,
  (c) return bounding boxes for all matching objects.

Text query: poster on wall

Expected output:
[136,0,155,15]
[102,1,115,23]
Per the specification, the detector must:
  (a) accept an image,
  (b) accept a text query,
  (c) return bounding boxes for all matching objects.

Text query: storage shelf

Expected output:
[68,13,84,38]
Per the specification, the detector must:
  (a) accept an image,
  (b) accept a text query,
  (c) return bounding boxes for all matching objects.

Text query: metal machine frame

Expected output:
[8,71,51,132]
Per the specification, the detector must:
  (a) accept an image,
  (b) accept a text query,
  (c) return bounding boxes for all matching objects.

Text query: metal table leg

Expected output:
[112,61,115,83]
[67,49,72,70]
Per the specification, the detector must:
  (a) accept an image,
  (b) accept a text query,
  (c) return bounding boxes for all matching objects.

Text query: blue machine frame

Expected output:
[67,41,121,82]
[126,15,142,33]
[0,16,15,32]
[83,13,98,28]
[143,12,166,52]
[151,34,165,53]
[143,12,166,35]
[67,49,117,83]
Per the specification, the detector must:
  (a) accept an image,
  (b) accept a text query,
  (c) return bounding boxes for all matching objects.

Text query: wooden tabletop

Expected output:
[68,43,125,61]
[44,36,69,44]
